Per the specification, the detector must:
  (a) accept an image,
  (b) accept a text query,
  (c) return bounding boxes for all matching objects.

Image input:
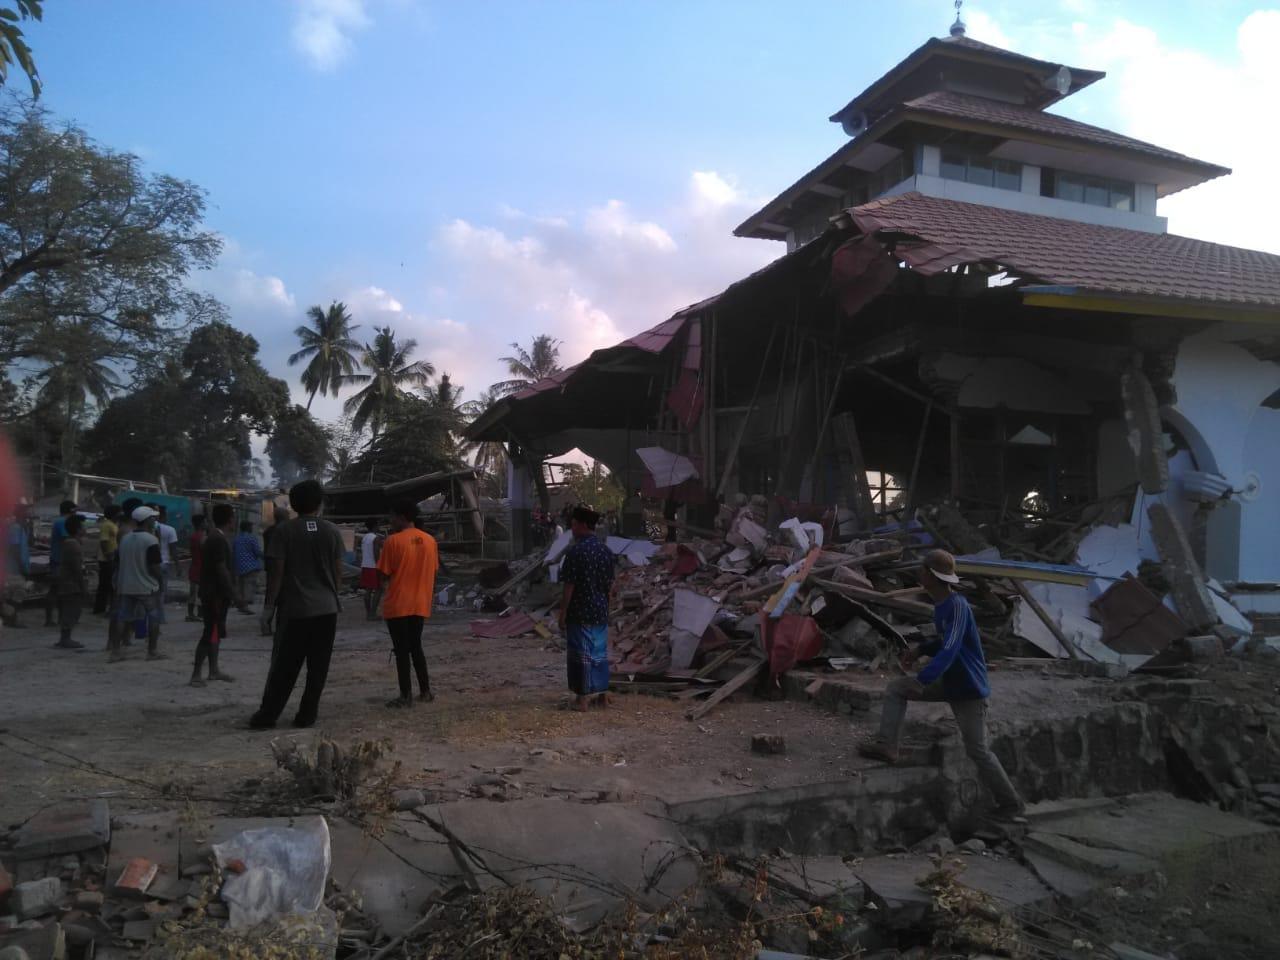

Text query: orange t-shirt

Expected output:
[377,527,439,619]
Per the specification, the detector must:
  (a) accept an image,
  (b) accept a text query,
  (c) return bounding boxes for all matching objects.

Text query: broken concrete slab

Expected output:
[1023,831,1160,878]
[1022,849,1098,901]
[11,877,62,920]
[765,854,864,905]
[10,801,109,860]
[849,855,935,929]
[0,923,64,960]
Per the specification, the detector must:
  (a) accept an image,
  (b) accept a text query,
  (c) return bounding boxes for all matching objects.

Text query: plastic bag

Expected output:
[212,816,331,930]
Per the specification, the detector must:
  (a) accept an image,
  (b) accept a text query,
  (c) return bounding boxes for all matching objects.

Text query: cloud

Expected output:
[292,0,371,71]
[432,171,777,385]
[981,6,1280,254]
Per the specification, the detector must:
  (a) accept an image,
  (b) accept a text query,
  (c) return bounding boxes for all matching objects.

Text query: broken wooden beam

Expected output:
[811,579,935,618]
[686,658,765,721]
[1010,579,1081,661]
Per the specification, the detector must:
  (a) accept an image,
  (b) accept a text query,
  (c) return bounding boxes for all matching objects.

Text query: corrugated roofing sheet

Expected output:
[848,192,1280,308]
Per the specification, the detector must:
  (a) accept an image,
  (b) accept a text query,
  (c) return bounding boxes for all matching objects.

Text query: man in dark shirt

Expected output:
[557,505,615,711]
[858,549,1025,822]
[191,503,237,686]
[54,514,88,650]
[249,480,345,730]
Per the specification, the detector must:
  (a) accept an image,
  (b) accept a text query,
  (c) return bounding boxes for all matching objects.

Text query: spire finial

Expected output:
[950,0,966,37]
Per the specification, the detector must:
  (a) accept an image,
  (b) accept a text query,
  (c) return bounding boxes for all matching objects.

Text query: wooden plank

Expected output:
[736,546,903,602]
[763,548,821,620]
[693,636,758,680]
[903,402,932,519]
[833,412,876,529]
[686,658,765,721]
[811,579,936,618]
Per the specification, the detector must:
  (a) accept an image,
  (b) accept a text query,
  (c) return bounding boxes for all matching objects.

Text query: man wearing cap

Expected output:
[109,505,168,662]
[557,505,615,711]
[858,549,1025,823]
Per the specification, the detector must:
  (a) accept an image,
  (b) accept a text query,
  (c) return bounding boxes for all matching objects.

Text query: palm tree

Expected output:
[340,326,434,438]
[288,302,362,409]
[493,334,562,397]
[460,386,508,497]
[35,333,121,473]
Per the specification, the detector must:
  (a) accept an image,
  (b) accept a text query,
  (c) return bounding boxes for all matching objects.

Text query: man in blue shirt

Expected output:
[45,499,77,626]
[558,505,615,711]
[232,521,265,614]
[859,549,1024,822]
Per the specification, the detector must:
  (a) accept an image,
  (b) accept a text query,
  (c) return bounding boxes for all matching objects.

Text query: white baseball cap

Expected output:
[131,506,159,522]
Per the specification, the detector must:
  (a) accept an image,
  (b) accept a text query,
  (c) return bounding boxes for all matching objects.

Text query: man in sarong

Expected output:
[557,505,614,711]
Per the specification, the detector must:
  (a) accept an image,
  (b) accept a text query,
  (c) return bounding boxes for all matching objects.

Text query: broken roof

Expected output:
[842,191,1280,309]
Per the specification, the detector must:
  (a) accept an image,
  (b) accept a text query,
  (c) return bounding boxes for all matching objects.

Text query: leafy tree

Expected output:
[323,416,364,485]
[352,393,458,485]
[267,405,330,487]
[0,2,41,96]
[288,301,362,409]
[493,334,561,397]
[81,364,191,486]
[0,98,224,369]
[561,458,624,513]
[181,322,289,485]
[340,326,433,438]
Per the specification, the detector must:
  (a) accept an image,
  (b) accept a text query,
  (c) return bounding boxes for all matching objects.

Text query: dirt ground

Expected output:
[0,589,1117,828]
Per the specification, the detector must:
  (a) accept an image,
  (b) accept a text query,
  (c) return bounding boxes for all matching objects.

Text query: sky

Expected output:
[26,0,1280,425]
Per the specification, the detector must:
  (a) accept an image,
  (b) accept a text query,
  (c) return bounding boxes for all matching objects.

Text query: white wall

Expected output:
[1168,331,1280,583]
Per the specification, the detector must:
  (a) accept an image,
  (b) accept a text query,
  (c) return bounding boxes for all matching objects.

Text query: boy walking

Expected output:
[249,480,345,730]
[191,504,237,686]
[377,500,438,707]
[858,549,1025,822]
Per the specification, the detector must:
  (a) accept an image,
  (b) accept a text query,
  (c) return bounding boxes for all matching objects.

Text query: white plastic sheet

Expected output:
[213,816,331,930]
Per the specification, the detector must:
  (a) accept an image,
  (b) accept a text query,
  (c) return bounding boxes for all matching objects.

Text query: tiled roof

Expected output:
[904,90,1228,173]
[848,192,1280,308]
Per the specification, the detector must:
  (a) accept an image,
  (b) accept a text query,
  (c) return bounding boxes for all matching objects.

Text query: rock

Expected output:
[392,789,426,811]
[74,890,104,912]
[959,838,987,854]
[10,800,110,860]
[751,734,786,755]
[12,877,62,919]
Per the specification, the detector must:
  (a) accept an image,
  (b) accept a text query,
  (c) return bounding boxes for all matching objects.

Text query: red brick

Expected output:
[113,857,158,898]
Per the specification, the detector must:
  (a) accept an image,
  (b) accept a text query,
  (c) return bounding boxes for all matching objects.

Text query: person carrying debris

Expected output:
[249,479,345,730]
[557,505,614,711]
[858,549,1025,823]
[109,505,168,663]
[377,499,439,708]
[191,503,237,686]
[53,514,88,650]
[359,517,383,620]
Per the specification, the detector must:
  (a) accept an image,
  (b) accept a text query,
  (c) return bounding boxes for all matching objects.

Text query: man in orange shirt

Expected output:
[377,499,439,708]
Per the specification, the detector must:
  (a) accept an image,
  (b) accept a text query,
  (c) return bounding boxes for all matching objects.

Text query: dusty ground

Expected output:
[0,589,1117,828]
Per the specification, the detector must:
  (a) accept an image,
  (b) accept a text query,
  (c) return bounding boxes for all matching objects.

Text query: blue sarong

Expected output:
[566,623,610,695]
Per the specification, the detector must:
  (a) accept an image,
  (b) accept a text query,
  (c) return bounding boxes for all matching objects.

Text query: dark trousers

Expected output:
[93,557,115,614]
[386,615,429,698]
[255,613,337,724]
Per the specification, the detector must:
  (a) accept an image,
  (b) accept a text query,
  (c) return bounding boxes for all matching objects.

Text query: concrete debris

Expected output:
[11,878,62,920]
[10,800,110,860]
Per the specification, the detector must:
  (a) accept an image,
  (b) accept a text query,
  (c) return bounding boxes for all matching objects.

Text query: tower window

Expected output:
[940,150,1022,191]
[1042,169,1134,211]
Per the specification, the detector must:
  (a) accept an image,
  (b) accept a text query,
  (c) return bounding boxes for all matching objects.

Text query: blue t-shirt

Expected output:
[232,532,264,574]
[560,534,614,626]
[917,592,991,701]
[49,515,68,568]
